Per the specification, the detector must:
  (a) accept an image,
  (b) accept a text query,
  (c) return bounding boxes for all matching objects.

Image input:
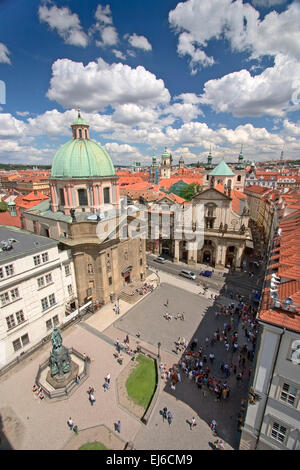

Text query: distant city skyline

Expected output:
[0,0,299,166]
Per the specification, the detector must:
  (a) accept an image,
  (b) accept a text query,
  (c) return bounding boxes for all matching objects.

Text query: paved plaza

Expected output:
[113,282,212,354]
[0,265,261,450]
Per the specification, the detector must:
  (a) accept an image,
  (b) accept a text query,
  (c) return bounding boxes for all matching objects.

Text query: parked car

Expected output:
[200,270,212,277]
[153,256,167,263]
[180,270,196,280]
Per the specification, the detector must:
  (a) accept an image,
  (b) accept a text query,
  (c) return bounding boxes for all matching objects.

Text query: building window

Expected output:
[10,288,19,301]
[37,277,44,288]
[108,276,112,285]
[87,264,94,274]
[6,314,16,330]
[45,273,52,284]
[16,310,25,324]
[21,333,29,346]
[280,383,297,406]
[49,293,56,306]
[5,264,14,277]
[53,315,59,326]
[0,267,3,279]
[270,422,287,444]
[41,297,49,311]
[78,189,88,206]
[42,252,49,263]
[12,333,29,352]
[65,264,70,276]
[237,175,241,182]
[67,284,73,295]
[104,187,110,204]
[46,319,52,330]
[12,338,22,352]
[140,258,143,266]
[33,255,41,266]
[0,292,10,306]
[59,188,65,206]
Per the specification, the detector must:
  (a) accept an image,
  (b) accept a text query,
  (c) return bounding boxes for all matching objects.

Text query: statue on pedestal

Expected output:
[49,327,71,377]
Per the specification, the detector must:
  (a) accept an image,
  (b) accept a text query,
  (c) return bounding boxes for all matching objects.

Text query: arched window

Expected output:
[85,129,88,139]
[78,128,82,139]
[237,175,241,182]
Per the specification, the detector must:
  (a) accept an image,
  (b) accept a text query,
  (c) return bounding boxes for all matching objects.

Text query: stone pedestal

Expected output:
[46,361,79,390]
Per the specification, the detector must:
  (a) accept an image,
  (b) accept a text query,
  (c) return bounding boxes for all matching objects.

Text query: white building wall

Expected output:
[0,245,77,369]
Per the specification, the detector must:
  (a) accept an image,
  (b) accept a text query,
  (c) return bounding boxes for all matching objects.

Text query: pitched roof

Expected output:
[208,160,235,176]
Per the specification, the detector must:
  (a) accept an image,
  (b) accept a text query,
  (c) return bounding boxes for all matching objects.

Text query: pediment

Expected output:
[192,187,231,203]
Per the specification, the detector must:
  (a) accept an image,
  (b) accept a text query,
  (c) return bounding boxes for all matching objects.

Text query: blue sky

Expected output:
[0,0,299,166]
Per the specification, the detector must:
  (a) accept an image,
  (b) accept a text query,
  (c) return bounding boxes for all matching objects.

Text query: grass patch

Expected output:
[125,354,156,409]
[79,441,108,450]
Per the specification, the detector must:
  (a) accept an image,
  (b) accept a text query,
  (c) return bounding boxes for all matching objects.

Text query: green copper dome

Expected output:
[71,116,89,126]
[51,139,115,179]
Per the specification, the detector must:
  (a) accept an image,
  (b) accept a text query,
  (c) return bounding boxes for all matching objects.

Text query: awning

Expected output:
[121,265,133,274]
[245,240,254,249]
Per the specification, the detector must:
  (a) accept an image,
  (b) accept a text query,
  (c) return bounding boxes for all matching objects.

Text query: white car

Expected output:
[153,256,167,264]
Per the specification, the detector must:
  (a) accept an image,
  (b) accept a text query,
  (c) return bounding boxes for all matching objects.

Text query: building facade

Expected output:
[0,226,77,369]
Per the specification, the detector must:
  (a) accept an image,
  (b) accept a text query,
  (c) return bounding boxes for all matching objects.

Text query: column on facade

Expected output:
[98,185,102,207]
[50,184,58,212]
[63,187,68,208]
[173,239,179,262]
[234,245,244,270]
[216,242,226,268]
[93,184,98,208]
[187,241,197,265]
[67,185,72,209]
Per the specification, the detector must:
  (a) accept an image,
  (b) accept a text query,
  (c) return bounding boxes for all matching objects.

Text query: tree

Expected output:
[179,183,202,201]
[0,201,8,212]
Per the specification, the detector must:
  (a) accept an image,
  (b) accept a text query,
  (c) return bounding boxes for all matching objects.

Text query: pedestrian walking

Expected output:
[190,417,197,430]
[167,411,173,426]
[116,420,121,433]
[105,373,111,384]
[67,417,73,430]
[104,380,109,392]
[89,393,96,405]
[162,406,168,422]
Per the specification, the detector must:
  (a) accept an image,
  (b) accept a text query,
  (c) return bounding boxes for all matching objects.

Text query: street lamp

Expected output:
[157,341,161,361]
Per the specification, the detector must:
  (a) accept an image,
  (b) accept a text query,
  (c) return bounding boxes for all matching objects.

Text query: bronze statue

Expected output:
[49,327,71,377]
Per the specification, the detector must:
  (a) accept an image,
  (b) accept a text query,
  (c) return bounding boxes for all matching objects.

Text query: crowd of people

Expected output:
[159,293,260,433]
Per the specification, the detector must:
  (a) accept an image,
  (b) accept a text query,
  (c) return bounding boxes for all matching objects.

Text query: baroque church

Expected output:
[22,111,146,308]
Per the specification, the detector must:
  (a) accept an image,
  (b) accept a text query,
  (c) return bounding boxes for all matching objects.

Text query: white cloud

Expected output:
[38,3,88,47]
[112,49,126,60]
[104,142,142,164]
[16,111,30,117]
[200,54,300,117]
[94,4,113,25]
[126,33,152,51]
[46,58,171,112]
[0,108,299,164]
[0,43,11,64]
[91,3,119,47]
[169,0,300,72]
